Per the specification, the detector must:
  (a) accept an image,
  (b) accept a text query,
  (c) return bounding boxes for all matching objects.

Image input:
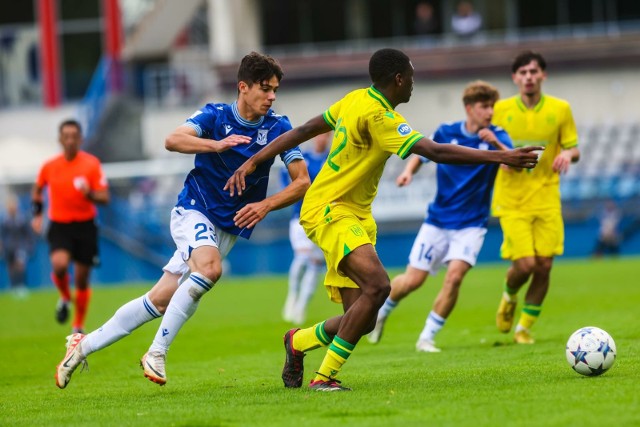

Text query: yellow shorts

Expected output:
[300,204,377,303]
[498,210,564,260]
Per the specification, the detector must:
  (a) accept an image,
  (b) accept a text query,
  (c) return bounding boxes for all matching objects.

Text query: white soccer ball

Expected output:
[565,326,616,376]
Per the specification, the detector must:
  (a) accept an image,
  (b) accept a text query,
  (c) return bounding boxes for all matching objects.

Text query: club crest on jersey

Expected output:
[224,124,233,135]
[397,123,412,136]
[256,129,269,145]
[349,225,364,237]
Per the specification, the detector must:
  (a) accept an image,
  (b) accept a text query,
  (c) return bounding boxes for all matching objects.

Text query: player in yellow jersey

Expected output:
[226,48,541,391]
[492,51,580,344]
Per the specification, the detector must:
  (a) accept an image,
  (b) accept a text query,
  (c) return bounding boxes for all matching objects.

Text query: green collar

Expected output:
[368,85,394,110]
[516,94,545,112]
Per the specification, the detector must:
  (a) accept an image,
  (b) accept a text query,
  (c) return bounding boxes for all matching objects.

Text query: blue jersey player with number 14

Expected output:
[54,52,310,389]
[368,81,513,352]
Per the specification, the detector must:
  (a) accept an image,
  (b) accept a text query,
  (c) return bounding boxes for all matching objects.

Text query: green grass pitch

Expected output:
[1,256,638,426]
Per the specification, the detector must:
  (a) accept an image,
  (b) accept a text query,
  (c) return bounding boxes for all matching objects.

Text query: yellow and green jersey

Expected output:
[491,94,578,214]
[301,86,423,219]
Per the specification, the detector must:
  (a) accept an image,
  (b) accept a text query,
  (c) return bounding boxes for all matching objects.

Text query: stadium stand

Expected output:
[2,0,640,286]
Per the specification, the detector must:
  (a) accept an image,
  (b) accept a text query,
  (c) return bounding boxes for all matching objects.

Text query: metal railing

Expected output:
[76,56,120,141]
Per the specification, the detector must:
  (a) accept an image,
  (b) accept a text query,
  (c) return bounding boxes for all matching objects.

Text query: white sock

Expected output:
[503,291,517,303]
[293,263,322,323]
[515,324,527,333]
[148,272,214,353]
[82,293,162,356]
[419,310,446,343]
[283,255,306,318]
[378,297,398,319]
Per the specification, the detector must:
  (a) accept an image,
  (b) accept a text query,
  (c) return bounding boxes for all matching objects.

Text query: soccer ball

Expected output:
[565,326,616,376]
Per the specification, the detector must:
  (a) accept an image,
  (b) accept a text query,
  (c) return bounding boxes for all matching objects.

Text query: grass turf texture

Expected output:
[1,257,638,427]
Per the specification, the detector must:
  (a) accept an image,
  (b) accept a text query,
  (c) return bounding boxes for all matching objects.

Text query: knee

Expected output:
[533,258,553,278]
[195,263,222,283]
[444,273,464,292]
[441,281,462,297]
[50,259,68,275]
[363,276,391,306]
[515,258,536,276]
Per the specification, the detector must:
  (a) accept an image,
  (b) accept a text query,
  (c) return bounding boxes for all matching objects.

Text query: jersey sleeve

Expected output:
[280,147,304,166]
[275,115,304,166]
[35,162,48,188]
[322,98,343,130]
[559,103,578,149]
[89,158,109,191]
[371,111,424,160]
[184,104,219,138]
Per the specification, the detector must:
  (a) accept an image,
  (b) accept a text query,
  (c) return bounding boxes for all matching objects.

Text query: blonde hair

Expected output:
[462,80,499,106]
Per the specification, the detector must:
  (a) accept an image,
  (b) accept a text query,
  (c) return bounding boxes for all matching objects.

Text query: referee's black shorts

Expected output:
[47,220,99,266]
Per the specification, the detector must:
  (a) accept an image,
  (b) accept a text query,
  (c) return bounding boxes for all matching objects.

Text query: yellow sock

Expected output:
[518,303,542,330]
[292,321,332,352]
[313,336,354,382]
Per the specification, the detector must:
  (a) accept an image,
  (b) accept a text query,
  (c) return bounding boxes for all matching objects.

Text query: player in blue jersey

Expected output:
[281,132,330,325]
[54,52,310,389]
[368,81,512,352]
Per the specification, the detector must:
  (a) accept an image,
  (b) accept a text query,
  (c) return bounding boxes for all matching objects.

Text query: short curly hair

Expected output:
[369,48,411,87]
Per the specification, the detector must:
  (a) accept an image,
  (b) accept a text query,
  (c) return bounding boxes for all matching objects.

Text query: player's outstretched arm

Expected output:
[396,155,423,187]
[233,159,311,230]
[165,125,251,154]
[410,137,542,169]
[225,115,331,196]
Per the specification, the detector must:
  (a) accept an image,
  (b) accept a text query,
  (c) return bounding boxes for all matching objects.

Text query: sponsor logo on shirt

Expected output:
[224,125,233,135]
[189,110,203,119]
[397,123,412,136]
[257,129,268,145]
[479,142,489,151]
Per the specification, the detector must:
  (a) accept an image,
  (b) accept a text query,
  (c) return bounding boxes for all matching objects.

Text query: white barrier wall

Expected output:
[1,67,638,179]
[140,66,640,158]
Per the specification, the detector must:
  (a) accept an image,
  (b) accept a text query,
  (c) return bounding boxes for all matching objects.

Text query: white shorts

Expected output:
[163,207,237,276]
[289,218,324,262]
[407,223,487,275]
